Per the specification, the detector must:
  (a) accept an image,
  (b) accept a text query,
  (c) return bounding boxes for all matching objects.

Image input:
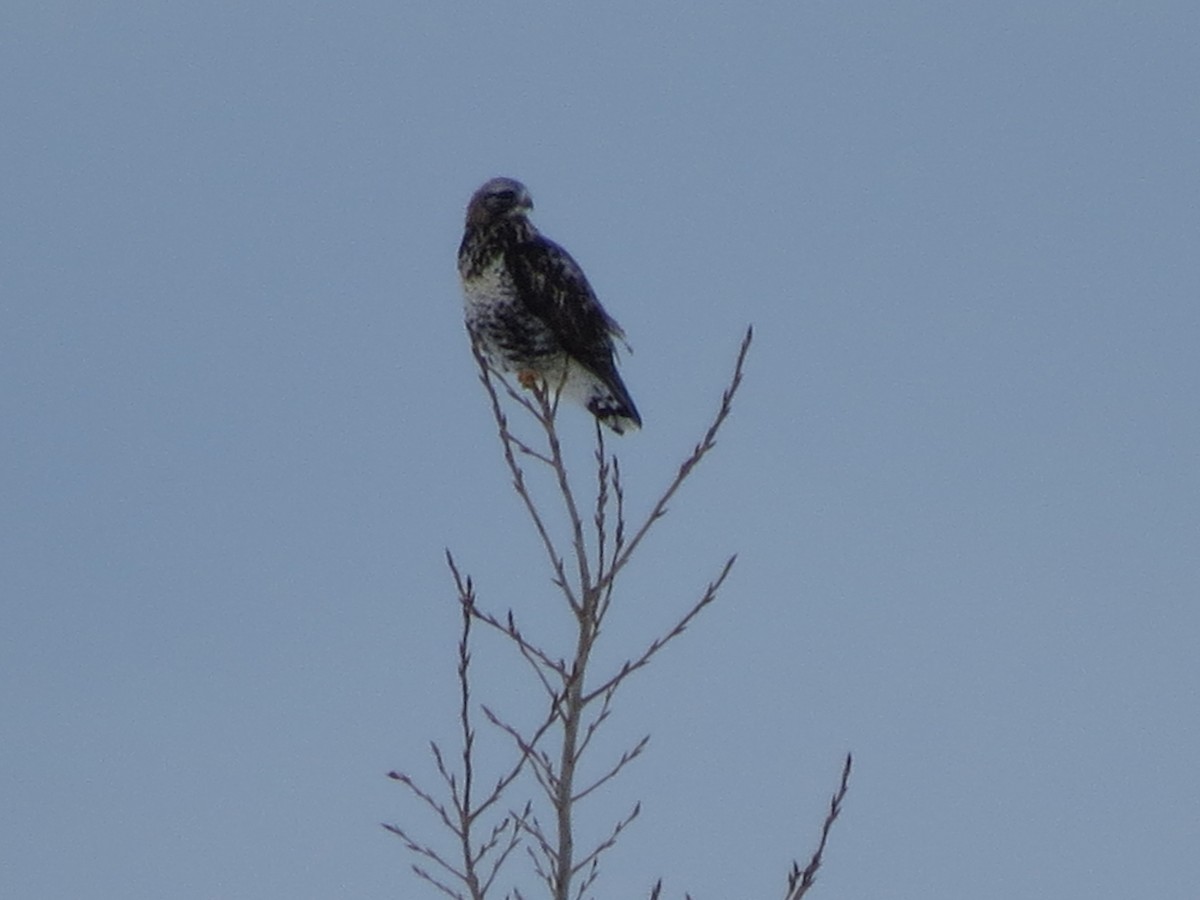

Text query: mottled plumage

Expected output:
[458,177,641,434]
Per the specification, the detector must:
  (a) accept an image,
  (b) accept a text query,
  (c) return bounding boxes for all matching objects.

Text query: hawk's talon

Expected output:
[517,370,540,389]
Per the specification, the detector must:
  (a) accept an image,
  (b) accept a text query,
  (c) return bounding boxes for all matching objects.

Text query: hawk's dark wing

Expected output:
[506,236,627,379]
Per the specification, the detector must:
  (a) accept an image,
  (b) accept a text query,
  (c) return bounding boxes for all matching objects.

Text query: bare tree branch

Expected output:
[785,753,853,900]
[387,768,458,835]
[472,341,580,613]
[571,801,641,881]
[602,326,753,591]
[582,555,737,707]
[574,684,616,762]
[572,734,650,804]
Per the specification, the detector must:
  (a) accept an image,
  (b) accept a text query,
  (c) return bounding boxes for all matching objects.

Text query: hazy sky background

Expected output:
[4,2,1198,898]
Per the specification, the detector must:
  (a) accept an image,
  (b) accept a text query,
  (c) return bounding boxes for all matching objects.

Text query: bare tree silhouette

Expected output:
[386,328,850,898]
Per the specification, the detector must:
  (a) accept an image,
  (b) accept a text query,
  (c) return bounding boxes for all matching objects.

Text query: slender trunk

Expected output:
[553,586,597,900]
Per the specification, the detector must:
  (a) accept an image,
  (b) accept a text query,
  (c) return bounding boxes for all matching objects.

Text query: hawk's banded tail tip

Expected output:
[588,377,641,435]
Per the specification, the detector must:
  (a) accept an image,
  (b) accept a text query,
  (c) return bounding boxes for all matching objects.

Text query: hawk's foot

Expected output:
[517,369,540,389]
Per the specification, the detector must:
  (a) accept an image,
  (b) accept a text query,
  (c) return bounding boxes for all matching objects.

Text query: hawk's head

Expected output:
[466,177,534,227]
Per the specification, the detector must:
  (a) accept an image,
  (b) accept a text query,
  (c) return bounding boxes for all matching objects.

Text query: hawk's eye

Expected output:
[493,190,517,203]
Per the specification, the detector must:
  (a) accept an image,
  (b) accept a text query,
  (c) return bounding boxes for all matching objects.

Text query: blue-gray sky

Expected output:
[3,2,1198,897]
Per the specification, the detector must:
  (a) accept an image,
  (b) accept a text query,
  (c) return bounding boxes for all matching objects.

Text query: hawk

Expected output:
[458,177,642,434]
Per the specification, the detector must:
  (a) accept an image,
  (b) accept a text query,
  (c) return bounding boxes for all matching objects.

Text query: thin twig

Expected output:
[785,753,853,900]
[582,555,737,706]
[574,685,616,761]
[572,734,650,803]
[529,378,593,621]
[387,768,458,834]
[472,341,581,612]
[593,423,610,591]
[604,326,752,590]
[571,802,641,879]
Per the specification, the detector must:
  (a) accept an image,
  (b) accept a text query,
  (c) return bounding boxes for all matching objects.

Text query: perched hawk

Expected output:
[458,177,642,434]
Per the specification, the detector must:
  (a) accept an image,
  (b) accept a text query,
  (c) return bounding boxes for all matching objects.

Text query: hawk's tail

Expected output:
[588,371,642,435]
